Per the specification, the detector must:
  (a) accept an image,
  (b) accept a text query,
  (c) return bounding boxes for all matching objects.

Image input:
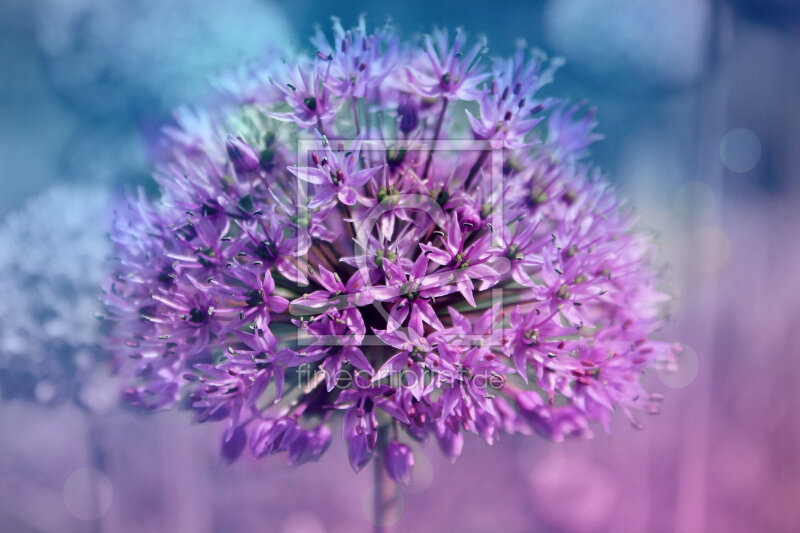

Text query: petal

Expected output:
[246,372,271,409]
[511,265,535,287]
[415,300,444,330]
[349,166,382,186]
[268,295,289,313]
[343,346,374,376]
[457,277,476,307]
[442,386,461,420]
[420,243,451,266]
[447,306,472,333]
[388,301,410,331]
[411,253,430,279]
[288,166,325,184]
[465,109,490,138]
[315,264,341,292]
[309,186,336,209]
[447,213,462,255]
[338,186,358,206]
[372,285,401,301]
[376,399,411,424]
[509,305,523,329]
[512,347,530,383]
[374,351,410,382]
[321,352,344,391]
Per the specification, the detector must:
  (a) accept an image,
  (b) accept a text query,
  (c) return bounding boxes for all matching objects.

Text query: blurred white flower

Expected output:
[0,184,113,408]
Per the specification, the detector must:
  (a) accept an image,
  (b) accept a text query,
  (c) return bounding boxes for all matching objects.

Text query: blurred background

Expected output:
[1,0,799,532]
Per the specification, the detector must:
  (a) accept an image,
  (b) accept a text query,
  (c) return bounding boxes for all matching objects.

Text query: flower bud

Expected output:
[516,390,551,424]
[384,440,414,485]
[397,94,419,134]
[221,425,247,464]
[347,428,376,472]
[250,417,298,457]
[288,425,332,466]
[226,135,260,174]
[436,425,463,463]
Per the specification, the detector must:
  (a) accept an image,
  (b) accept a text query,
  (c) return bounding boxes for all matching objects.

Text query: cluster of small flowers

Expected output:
[105,18,676,484]
[0,185,111,408]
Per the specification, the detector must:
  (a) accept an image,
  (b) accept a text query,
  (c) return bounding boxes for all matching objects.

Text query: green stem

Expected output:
[352,97,361,135]
[86,413,106,533]
[373,426,398,533]
[421,98,449,181]
[464,149,489,191]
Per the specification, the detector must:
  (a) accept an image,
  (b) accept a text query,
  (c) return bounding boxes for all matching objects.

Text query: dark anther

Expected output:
[188,308,206,323]
[246,289,264,307]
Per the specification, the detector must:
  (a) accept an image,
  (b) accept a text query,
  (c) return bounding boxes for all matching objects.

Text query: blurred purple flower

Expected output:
[396,93,420,134]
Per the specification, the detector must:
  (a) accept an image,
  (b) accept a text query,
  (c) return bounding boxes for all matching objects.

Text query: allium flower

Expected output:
[105,19,676,485]
[406,28,488,101]
[0,185,114,410]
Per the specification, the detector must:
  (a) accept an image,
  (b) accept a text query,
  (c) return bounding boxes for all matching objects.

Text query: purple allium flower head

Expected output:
[104,19,676,484]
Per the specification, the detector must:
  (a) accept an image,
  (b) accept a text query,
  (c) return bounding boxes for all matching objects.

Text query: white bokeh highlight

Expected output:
[362,484,404,527]
[690,225,731,274]
[674,180,717,223]
[282,512,326,533]
[720,128,762,173]
[657,345,699,389]
[404,449,434,494]
[62,467,113,521]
